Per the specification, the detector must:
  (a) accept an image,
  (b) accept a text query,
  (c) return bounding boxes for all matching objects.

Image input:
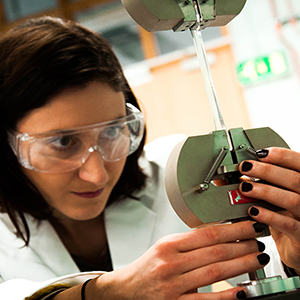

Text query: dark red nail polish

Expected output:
[257,253,270,265]
[257,240,265,252]
[250,207,259,216]
[256,149,269,159]
[242,182,253,192]
[242,161,253,172]
[236,290,247,299]
[253,222,268,233]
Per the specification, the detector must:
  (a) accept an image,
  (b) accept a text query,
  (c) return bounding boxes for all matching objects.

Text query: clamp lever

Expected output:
[194,146,227,192]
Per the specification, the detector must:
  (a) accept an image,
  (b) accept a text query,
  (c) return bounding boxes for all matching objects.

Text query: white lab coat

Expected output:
[0,135,286,299]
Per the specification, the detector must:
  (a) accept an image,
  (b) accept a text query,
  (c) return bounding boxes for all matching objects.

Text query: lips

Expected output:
[72,188,104,198]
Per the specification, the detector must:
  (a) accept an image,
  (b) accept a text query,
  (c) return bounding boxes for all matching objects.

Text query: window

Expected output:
[77,1,223,67]
[2,0,57,22]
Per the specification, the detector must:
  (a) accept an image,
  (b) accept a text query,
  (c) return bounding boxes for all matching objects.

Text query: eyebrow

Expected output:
[26,114,128,137]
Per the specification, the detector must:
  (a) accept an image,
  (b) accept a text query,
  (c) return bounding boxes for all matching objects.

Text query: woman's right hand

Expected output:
[90,220,269,300]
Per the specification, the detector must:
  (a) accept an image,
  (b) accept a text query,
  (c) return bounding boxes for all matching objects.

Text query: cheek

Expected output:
[108,159,127,184]
[22,168,72,205]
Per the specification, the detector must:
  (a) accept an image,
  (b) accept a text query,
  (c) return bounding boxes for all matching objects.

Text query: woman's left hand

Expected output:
[239,147,300,275]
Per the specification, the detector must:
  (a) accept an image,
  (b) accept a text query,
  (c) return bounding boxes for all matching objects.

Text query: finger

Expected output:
[239,181,300,219]
[179,239,264,272]
[179,288,248,300]
[180,252,270,292]
[239,159,300,194]
[256,147,300,172]
[173,221,263,252]
[248,206,300,243]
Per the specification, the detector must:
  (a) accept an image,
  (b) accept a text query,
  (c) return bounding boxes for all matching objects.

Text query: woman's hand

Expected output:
[90,221,269,300]
[239,147,300,275]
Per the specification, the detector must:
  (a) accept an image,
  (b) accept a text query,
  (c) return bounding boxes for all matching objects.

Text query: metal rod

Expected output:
[246,146,257,157]
[249,269,267,281]
[203,147,227,183]
[190,1,233,150]
[194,146,227,192]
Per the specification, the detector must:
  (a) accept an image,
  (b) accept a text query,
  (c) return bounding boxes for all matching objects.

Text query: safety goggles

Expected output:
[7,103,144,173]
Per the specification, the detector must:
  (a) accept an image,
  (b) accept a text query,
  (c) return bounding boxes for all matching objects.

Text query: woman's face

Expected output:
[17,81,127,222]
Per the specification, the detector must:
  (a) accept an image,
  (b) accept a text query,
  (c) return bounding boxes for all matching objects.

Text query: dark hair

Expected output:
[0,16,147,245]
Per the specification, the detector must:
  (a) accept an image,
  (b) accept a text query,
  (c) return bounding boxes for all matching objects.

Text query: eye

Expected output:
[35,134,82,160]
[99,126,123,140]
[49,135,76,150]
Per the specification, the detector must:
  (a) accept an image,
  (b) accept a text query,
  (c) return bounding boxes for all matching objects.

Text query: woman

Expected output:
[0,16,290,300]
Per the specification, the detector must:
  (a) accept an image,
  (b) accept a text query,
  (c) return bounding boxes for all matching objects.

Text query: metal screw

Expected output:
[246,146,257,157]
[194,183,209,193]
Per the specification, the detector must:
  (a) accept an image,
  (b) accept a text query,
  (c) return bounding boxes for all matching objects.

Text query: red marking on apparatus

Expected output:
[228,189,258,205]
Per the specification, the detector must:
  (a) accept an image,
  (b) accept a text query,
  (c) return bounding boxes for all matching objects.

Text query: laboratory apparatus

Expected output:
[121,0,300,298]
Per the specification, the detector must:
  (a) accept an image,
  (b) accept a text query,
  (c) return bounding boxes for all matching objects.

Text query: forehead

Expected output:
[17,81,126,134]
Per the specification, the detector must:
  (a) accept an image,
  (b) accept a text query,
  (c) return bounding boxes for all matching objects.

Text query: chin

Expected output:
[73,208,104,221]
[56,204,105,222]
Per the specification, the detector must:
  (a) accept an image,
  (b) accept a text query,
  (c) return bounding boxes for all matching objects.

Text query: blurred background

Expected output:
[1,0,300,150]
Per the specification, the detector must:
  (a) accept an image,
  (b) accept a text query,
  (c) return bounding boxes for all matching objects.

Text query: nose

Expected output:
[78,149,109,185]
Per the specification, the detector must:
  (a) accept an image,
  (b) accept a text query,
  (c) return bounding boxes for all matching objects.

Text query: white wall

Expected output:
[228,0,300,151]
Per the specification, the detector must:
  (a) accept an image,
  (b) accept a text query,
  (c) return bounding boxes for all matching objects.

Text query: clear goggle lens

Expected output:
[8,103,144,173]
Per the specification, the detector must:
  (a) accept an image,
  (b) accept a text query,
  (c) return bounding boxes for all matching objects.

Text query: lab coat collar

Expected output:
[105,156,158,270]
[0,213,80,280]
[105,195,157,270]
[18,199,157,278]
[29,217,80,276]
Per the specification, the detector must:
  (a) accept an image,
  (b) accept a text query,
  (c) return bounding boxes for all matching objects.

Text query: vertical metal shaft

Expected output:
[249,269,267,281]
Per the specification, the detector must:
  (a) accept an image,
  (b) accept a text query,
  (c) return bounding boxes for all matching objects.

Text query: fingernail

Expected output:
[250,207,259,216]
[242,161,253,172]
[253,222,268,233]
[256,149,269,159]
[236,290,247,299]
[241,182,253,192]
[257,253,270,265]
[257,240,265,252]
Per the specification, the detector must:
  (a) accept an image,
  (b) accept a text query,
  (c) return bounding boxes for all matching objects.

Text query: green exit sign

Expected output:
[236,51,289,86]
